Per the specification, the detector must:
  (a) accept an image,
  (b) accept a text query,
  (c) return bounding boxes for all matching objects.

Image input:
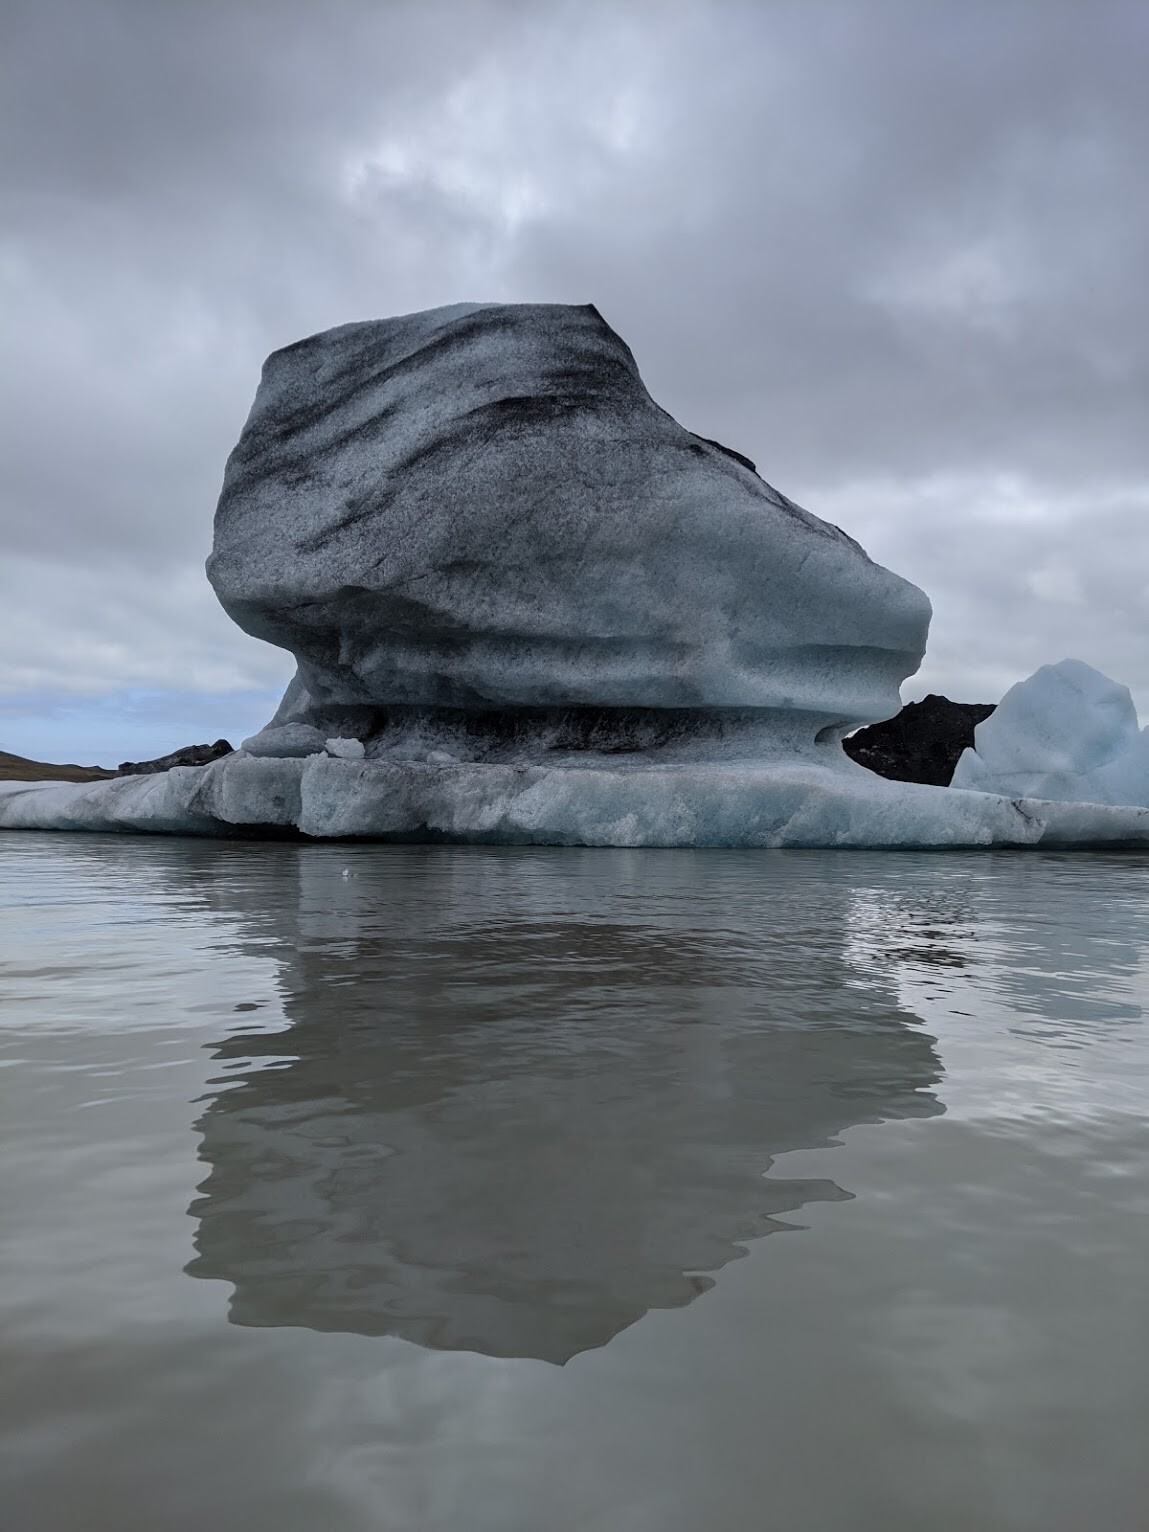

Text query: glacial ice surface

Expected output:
[951,659,1149,808]
[207,301,931,739]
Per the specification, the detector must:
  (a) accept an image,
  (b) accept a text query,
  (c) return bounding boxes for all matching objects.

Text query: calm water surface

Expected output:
[1,835,1148,1531]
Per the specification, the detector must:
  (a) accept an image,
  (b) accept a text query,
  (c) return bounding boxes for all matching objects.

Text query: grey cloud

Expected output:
[508,1,1149,489]
[1,0,1147,739]
[825,478,1149,708]
[1,0,528,567]
[0,0,499,203]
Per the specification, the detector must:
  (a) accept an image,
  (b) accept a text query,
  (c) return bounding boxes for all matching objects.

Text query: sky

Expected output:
[2,0,1147,766]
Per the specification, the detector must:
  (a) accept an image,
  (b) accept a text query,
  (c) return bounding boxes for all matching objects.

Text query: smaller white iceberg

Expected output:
[952,658,1149,809]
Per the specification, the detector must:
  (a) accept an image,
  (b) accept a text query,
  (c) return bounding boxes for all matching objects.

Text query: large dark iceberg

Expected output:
[208,302,929,738]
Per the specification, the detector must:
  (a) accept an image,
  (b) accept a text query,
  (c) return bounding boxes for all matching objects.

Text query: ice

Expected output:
[4,750,1148,847]
[324,737,365,760]
[951,658,1149,808]
[207,302,931,744]
[6,306,1148,850]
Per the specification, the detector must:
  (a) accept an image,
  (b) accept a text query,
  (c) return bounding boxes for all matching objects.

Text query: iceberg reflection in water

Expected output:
[185,847,943,1362]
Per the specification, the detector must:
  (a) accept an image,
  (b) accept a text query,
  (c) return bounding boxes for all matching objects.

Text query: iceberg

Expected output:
[208,302,931,739]
[951,659,1149,809]
[3,303,1148,848]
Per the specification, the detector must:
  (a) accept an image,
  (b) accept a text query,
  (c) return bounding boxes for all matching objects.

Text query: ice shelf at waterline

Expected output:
[4,301,1149,848]
[4,753,1149,847]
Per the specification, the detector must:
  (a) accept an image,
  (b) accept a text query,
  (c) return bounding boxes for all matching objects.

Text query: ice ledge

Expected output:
[3,752,1149,848]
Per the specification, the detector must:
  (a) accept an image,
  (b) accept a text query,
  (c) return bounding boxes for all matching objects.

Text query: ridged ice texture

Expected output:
[207,302,931,740]
[951,659,1149,808]
[4,754,1149,848]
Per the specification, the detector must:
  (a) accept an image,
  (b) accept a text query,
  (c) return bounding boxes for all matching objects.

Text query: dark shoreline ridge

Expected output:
[117,740,235,776]
[0,750,114,784]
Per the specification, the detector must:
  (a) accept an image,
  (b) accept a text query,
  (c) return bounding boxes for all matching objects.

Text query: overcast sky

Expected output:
[2,0,1147,764]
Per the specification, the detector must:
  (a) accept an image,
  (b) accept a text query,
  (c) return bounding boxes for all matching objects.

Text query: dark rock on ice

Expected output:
[844,696,996,787]
[117,739,235,776]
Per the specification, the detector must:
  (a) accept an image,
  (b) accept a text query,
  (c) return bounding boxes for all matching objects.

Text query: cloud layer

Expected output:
[2,0,1147,760]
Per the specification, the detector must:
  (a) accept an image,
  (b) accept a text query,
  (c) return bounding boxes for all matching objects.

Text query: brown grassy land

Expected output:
[0,750,115,783]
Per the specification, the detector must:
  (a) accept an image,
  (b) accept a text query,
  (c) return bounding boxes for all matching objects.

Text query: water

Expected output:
[2,835,1148,1531]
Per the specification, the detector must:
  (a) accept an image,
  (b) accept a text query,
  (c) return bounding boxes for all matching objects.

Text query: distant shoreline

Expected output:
[0,751,114,784]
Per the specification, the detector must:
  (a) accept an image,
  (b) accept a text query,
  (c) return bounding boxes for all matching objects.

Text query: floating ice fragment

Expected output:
[241,724,327,758]
[951,659,1149,808]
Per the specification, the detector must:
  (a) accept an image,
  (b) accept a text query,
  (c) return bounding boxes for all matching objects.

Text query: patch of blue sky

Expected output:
[0,689,281,769]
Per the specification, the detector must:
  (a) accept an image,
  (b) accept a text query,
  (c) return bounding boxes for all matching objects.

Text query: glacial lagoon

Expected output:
[2,835,1148,1530]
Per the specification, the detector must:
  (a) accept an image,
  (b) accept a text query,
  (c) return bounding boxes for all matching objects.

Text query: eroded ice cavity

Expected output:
[207,301,932,758]
[951,659,1149,808]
